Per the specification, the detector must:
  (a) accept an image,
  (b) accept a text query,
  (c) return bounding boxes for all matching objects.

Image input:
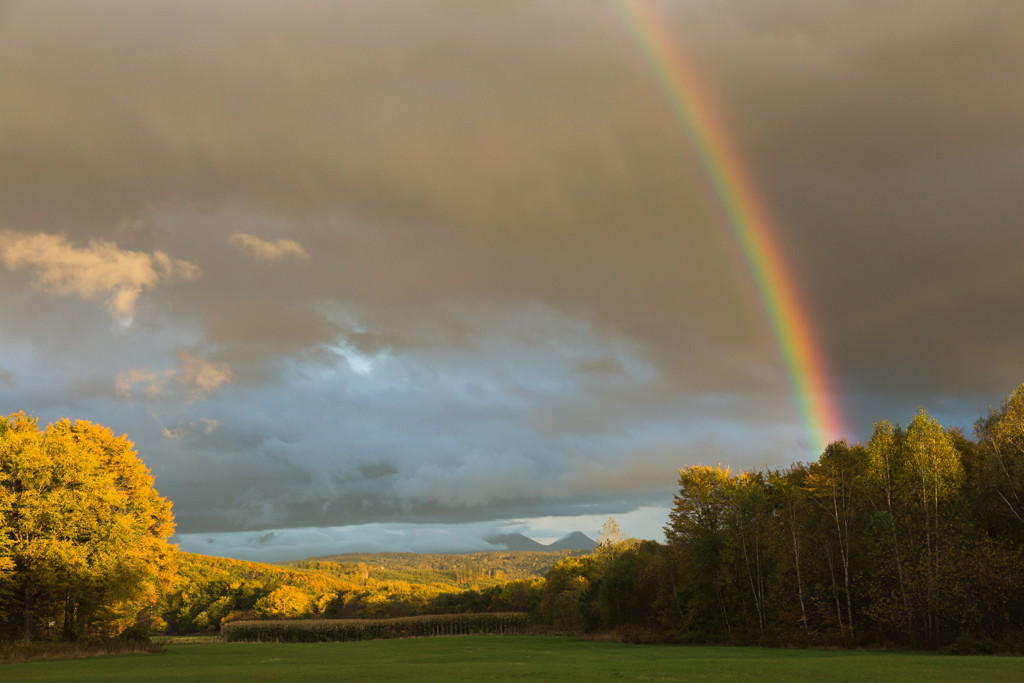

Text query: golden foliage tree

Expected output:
[975,384,1024,528]
[253,585,313,619]
[0,413,176,642]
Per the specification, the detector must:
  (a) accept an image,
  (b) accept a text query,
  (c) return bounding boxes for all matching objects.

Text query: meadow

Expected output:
[2,636,1021,683]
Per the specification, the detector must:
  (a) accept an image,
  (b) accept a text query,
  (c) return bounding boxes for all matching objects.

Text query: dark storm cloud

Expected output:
[656,0,1024,400]
[0,0,1021,543]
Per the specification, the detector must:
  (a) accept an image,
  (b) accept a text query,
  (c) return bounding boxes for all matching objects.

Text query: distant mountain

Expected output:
[488,531,595,552]
[545,531,596,551]
[486,533,547,551]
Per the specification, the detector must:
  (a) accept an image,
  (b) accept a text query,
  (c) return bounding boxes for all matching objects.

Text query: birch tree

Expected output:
[902,409,963,640]
[975,383,1024,528]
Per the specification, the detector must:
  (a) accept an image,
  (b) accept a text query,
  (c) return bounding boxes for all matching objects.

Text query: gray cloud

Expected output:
[0,1,1021,541]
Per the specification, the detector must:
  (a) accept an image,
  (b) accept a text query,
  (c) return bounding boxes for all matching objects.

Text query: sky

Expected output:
[1,0,1023,562]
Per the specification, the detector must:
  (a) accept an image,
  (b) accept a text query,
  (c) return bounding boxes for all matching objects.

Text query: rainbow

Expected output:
[609,0,844,454]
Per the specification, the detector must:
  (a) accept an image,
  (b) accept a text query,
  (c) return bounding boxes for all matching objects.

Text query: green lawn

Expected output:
[2,636,1020,682]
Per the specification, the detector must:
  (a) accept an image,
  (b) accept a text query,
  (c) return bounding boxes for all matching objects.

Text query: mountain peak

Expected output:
[487,531,595,552]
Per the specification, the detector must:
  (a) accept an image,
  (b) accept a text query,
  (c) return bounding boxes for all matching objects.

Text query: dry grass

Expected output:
[222,613,530,642]
[0,640,163,664]
[581,632,623,642]
[151,634,224,645]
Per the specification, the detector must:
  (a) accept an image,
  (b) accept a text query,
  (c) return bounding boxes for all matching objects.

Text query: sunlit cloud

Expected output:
[0,231,199,317]
[162,425,190,441]
[116,351,232,402]
[176,352,233,395]
[115,367,172,400]
[156,418,221,441]
[230,232,308,262]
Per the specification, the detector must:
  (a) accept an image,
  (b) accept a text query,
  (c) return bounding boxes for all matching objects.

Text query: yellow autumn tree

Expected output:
[594,517,637,565]
[0,413,177,642]
[901,408,964,640]
[975,382,1024,528]
[253,585,313,619]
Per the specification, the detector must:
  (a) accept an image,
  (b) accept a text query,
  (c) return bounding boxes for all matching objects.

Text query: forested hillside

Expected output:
[290,550,583,587]
[156,551,560,633]
[155,553,356,633]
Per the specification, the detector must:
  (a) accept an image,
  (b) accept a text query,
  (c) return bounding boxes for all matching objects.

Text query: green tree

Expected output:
[537,556,597,631]
[665,465,734,635]
[771,466,811,632]
[804,440,863,639]
[728,471,772,632]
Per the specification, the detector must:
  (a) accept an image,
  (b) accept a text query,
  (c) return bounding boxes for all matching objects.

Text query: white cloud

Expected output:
[0,231,199,316]
[230,232,308,262]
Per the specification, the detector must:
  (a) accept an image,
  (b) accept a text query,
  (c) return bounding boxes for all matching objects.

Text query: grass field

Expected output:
[2,636,1021,682]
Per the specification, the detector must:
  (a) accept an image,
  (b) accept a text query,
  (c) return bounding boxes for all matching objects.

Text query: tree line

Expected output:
[534,384,1024,649]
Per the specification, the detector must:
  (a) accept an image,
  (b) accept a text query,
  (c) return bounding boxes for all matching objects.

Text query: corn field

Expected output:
[221,613,530,642]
